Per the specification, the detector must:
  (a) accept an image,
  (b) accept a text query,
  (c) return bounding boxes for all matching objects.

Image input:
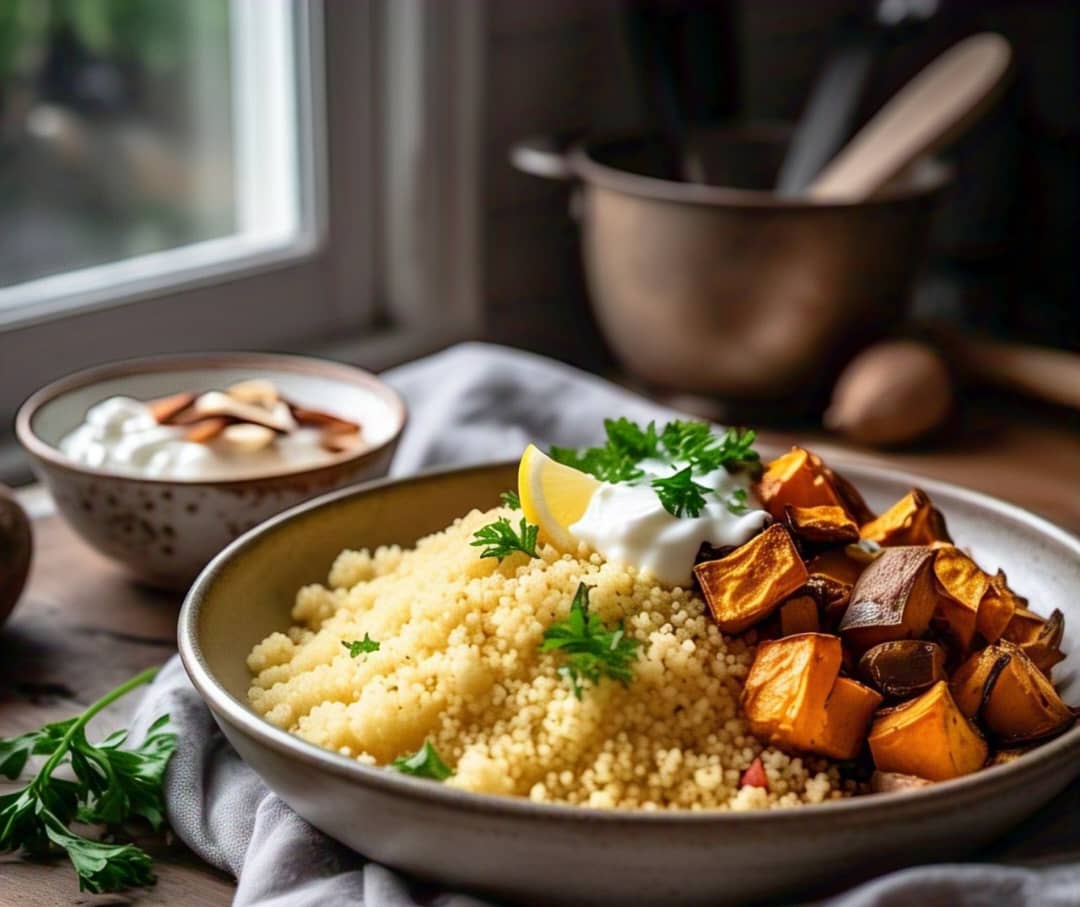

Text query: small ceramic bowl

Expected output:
[180,461,1080,906]
[16,353,405,589]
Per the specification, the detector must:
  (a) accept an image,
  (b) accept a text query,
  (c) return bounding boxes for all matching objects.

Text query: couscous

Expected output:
[248,506,852,809]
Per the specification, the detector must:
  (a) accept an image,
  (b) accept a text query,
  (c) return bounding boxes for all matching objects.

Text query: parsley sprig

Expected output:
[499,490,521,510]
[651,467,712,518]
[0,667,175,893]
[724,488,750,515]
[471,516,539,561]
[550,419,761,519]
[540,584,641,699]
[391,741,452,780]
[342,634,380,657]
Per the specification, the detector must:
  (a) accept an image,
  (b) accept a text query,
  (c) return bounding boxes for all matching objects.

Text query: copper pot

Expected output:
[511,125,950,407]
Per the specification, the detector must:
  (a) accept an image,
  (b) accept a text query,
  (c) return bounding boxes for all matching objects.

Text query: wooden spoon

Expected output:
[807,33,1012,201]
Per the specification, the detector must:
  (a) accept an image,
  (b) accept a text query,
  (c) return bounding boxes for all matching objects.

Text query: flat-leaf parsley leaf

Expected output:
[724,488,750,515]
[0,667,175,893]
[550,418,659,483]
[550,419,761,518]
[471,517,539,561]
[540,583,641,699]
[342,634,380,657]
[499,489,521,510]
[390,741,452,780]
[651,466,713,518]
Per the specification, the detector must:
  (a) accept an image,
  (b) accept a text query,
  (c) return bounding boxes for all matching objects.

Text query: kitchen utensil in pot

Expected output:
[510,125,949,407]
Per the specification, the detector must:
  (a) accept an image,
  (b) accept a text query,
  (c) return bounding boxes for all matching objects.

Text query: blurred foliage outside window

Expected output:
[0,0,235,289]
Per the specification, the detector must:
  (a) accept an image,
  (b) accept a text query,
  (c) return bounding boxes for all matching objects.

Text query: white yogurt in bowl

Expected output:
[16,353,406,587]
[60,396,347,481]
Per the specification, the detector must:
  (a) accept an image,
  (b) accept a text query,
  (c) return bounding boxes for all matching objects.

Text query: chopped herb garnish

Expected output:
[550,418,659,483]
[550,419,761,518]
[0,667,175,893]
[651,467,712,518]
[499,490,521,510]
[661,422,761,475]
[541,583,641,699]
[390,741,452,780]
[724,488,750,516]
[471,517,539,561]
[342,634,380,657]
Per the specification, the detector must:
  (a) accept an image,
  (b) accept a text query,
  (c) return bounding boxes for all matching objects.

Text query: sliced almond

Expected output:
[221,422,277,452]
[227,379,280,409]
[148,391,197,425]
[193,391,296,433]
[321,429,366,454]
[290,404,361,435]
[185,417,230,444]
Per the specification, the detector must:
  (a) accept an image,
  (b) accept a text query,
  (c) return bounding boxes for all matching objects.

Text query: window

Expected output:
[0,0,319,324]
[0,0,484,482]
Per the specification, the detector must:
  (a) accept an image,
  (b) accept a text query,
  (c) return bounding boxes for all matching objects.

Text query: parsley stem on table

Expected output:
[0,666,175,894]
[34,667,160,782]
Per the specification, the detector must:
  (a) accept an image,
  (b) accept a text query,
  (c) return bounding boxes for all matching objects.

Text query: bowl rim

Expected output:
[569,123,954,210]
[179,458,1080,826]
[14,351,408,487]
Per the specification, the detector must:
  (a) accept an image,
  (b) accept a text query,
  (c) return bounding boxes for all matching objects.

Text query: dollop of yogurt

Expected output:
[570,459,770,587]
[59,396,346,480]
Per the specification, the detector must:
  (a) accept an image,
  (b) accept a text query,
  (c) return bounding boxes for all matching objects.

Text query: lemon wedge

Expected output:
[518,444,601,552]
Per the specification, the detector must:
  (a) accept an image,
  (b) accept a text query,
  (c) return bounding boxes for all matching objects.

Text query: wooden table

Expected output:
[2,398,1078,904]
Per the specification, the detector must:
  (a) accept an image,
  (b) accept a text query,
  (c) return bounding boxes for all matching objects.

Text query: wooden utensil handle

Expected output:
[952,336,1080,412]
[807,33,1012,201]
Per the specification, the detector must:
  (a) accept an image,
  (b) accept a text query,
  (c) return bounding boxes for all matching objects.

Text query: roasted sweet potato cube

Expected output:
[784,505,860,545]
[814,677,883,760]
[741,633,843,749]
[858,640,947,699]
[839,547,940,654]
[931,546,991,652]
[860,489,951,547]
[807,548,866,587]
[754,448,845,521]
[820,464,876,525]
[694,525,809,633]
[779,596,820,636]
[976,571,1020,645]
[868,681,988,780]
[950,641,1074,743]
[1000,601,1065,677]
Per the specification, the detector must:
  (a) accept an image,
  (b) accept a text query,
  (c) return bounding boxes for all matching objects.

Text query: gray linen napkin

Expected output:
[134,342,1080,906]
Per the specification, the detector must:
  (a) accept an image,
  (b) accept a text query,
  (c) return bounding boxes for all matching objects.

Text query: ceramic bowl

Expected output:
[179,461,1080,906]
[16,353,405,589]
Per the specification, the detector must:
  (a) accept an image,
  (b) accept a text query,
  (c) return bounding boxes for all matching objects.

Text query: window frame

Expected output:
[0,0,485,477]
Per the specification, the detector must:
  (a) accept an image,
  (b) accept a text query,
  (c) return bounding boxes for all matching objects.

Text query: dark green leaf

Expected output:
[724,488,750,515]
[341,634,380,658]
[470,517,539,561]
[499,490,521,510]
[651,467,711,518]
[390,741,452,780]
[541,584,641,699]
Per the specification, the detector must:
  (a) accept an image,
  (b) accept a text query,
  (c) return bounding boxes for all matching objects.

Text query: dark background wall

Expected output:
[481,1,1079,366]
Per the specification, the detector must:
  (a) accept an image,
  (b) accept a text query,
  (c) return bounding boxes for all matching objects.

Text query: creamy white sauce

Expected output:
[59,396,357,480]
[570,458,769,587]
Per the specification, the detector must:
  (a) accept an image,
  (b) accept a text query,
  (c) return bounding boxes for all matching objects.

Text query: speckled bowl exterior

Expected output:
[16,353,405,589]
[179,460,1080,906]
